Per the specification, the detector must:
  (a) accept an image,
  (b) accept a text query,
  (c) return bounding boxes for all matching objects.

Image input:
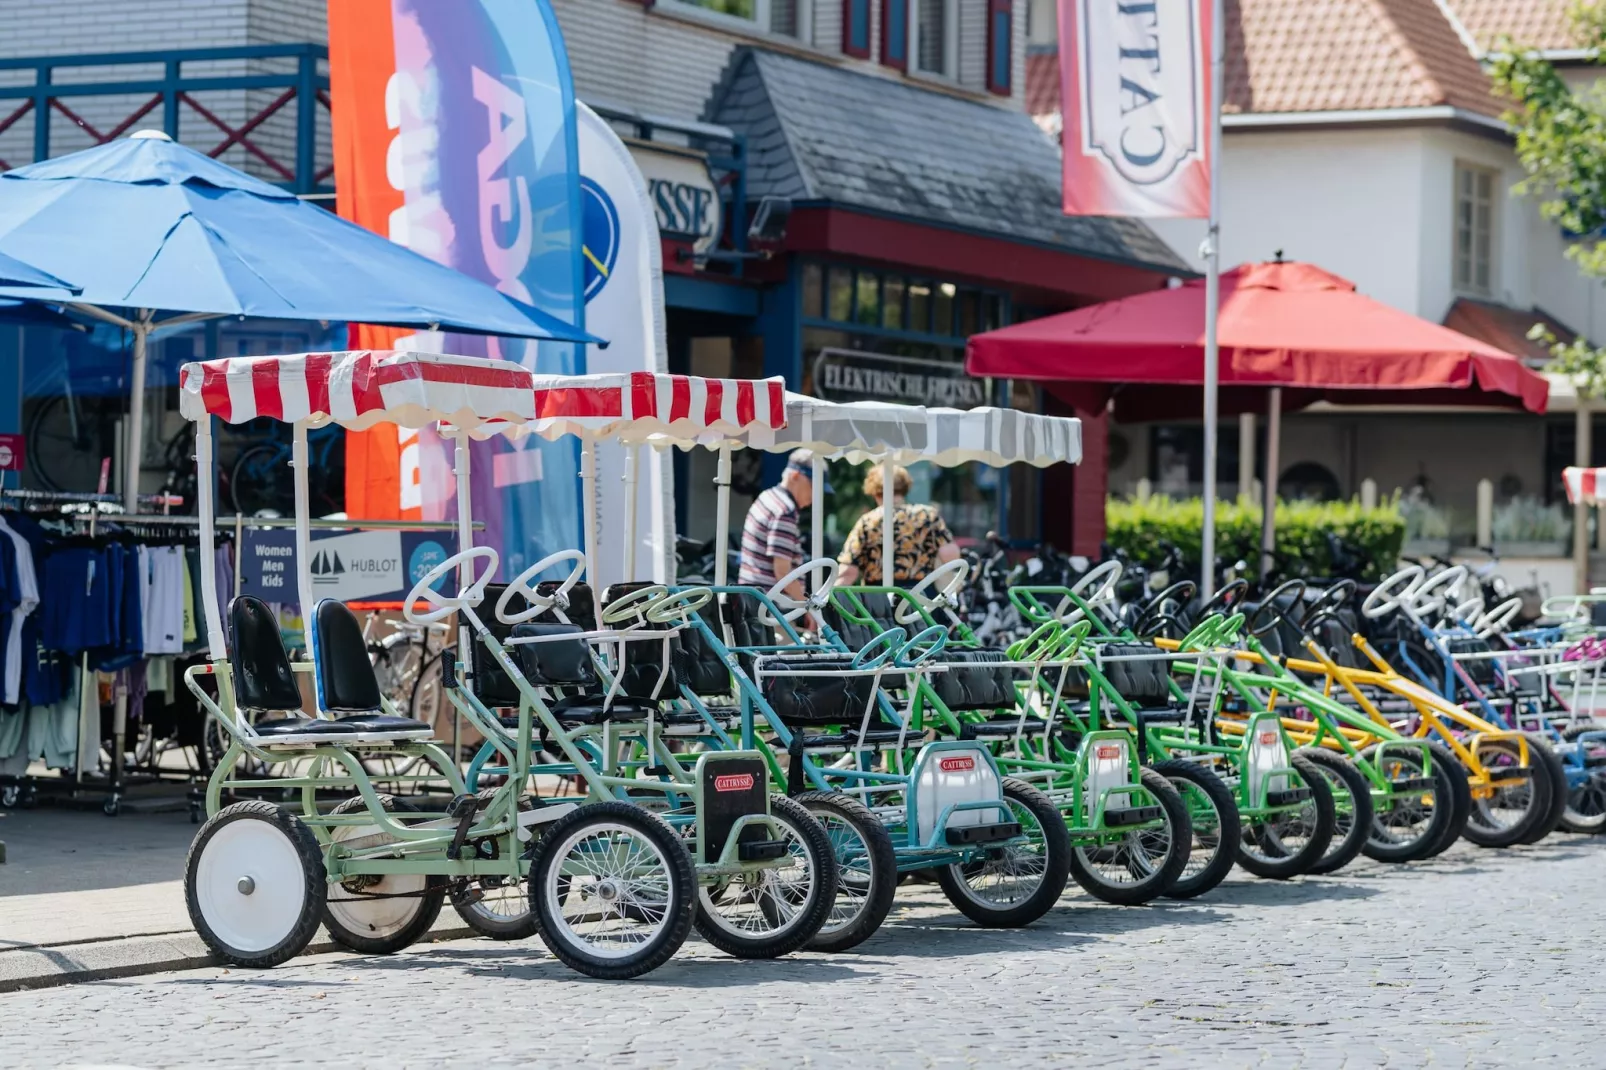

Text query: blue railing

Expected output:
[0,44,330,193]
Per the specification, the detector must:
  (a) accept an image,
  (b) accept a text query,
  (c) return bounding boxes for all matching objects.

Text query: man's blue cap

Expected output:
[786,449,832,494]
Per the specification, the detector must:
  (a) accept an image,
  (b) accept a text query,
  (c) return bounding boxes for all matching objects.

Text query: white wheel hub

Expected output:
[194,818,307,954]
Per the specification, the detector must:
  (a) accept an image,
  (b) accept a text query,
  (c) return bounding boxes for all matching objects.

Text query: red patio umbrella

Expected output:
[966,260,1550,572]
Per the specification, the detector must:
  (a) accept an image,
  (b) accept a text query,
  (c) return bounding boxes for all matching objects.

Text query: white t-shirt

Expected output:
[0,517,39,704]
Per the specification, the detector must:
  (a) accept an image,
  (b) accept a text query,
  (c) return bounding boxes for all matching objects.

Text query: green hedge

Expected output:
[1104,496,1407,582]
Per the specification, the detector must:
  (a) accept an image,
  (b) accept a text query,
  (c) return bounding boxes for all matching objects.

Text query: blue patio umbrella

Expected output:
[0,131,600,508]
[0,249,76,292]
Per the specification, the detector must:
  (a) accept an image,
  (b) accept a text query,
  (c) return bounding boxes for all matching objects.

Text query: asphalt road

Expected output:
[3,837,1603,1068]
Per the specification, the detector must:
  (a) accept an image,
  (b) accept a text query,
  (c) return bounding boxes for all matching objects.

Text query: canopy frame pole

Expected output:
[292,420,316,683]
[623,444,639,582]
[195,417,225,663]
[1260,387,1282,580]
[1238,412,1256,502]
[1199,0,1226,601]
[882,456,895,588]
[713,443,732,587]
[811,454,826,567]
[581,438,600,588]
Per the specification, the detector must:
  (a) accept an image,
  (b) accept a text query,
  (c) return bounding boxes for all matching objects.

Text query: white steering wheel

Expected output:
[1362,565,1424,620]
[645,587,715,625]
[403,547,500,625]
[601,585,669,627]
[1408,565,1467,619]
[1450,595,1485,626]
[495,549,588,625]
[764,557,840,625]
[1475,596,1524,638]
[1056,559,1121,621]
[895,558,970,625]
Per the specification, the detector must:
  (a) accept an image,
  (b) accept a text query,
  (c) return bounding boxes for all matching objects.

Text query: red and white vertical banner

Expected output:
[1058,0,1211,218]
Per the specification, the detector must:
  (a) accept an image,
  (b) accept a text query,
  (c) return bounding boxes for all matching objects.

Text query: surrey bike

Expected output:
[177,352,828,979]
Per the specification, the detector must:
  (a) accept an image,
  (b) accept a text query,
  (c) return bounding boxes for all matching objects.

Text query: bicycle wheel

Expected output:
[28,392,117,493]
[231,443,293,516]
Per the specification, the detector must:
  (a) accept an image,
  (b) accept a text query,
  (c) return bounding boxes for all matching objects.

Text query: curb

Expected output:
[0,923,475,994]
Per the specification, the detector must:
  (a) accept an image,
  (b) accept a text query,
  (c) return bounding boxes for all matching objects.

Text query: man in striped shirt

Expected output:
[738,451,825,609]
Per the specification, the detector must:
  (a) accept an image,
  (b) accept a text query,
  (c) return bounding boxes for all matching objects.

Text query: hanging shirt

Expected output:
[141,546,187,656]
[0,516,39,705]
[6,513,68,706]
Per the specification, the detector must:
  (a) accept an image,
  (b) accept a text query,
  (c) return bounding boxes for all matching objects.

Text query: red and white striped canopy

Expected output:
[179,351,787,440]
[1565,466,1606,505]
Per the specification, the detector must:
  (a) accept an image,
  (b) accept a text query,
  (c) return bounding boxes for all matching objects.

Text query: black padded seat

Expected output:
[1095,643,1180,707]
[823,595,900,651]
[229,595,303,712]
[931,649,1017,711]
[312,599,384,714]
[958,717,1052,739]
[799,728,909,748]
[509,622,599,687]
[336,713,431,733]
[253,716,359,738]
[499,696,660,728]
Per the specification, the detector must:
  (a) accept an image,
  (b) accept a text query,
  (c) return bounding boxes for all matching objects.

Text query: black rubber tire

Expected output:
[1067,767,1191,906]
[795,790,899,952]
[1461,737,1554,848]
[1297,748,1374,874]
[1235,753,1335,880]
[1516,732,1566,844]
[935,777,1072,927]
[1361,741,1460,861]
[450,792,538,941]
[321,795,447,955]
[1153,760,1240,900]
[527,802,695,979]
[693,794,838,959]
[185,801,326,969]
[1558,724,1606,834]
[1421,742,1472,858]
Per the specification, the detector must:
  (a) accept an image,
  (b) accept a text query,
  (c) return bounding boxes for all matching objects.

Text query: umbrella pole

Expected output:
[292,421,315,673]
[1260,387,1282,580]
[1198,0,1226,601]
[123,310,154,513]
[714,443,732,587]
[882,456,895,588]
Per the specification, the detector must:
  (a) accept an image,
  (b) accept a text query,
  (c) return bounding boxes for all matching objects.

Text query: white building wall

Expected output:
[1148,126,1430,313]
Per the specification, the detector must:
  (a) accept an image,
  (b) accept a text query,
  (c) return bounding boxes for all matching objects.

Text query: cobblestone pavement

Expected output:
[3,837,1604,1069]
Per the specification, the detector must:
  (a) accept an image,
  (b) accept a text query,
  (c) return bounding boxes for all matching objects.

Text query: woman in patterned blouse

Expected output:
[836,463,960,586]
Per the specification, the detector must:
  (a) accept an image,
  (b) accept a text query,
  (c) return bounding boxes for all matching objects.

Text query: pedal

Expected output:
[645,764,672,778]
[441,650,458,689]
[1264,787,1312,807]
[444,792,479,860]
[1388,776,1436,793]
[516,802,577,842]
[1104,805,1163,827]
[738,839,788,862]
[944,821,1022,846]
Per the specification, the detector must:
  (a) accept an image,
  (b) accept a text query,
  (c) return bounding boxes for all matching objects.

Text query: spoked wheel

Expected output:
[692,794,838,959]
[322,795,447,954]
[1559,724,1606,834]
[1236,754,1334,879]
[1516,733,1566,844]
[1297,748,1375,874]
[451,795,538,940]
[185,801,326,968]
[1462,737,1554,848]
[1361,742,1463,861]
[935,778,1071,927]
[1067,767,1190,905]
[528,802,695,979]
[795,791,899,952]
[1153,759,1239,899]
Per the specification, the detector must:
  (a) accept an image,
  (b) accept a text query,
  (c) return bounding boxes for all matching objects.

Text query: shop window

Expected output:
[934,281,956,335]
[854,271,881,326]
[981,293,1002,332]
[1454,161,1495,296]
[908,281,932,333]
[883,276,906,329]
[801,262,824,318]
[842,0,872,56]
[827,265,854,321]
[957,289,979,337]
[986,0,1014,95]
[913,0,959,78]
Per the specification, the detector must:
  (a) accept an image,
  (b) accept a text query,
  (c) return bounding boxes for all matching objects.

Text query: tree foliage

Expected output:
[1489,3,1606,393]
